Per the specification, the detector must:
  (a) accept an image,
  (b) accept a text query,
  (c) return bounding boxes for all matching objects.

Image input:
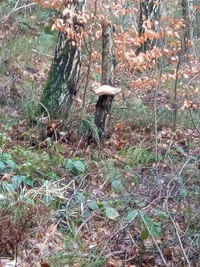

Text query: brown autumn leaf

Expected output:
[114,121,127,131]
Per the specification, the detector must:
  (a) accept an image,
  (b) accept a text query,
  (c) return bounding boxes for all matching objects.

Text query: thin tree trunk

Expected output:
[95,21,115,138]
[137,0,160,53]
[40,0,85,118]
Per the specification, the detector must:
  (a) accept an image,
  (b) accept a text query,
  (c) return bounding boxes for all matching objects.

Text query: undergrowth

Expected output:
[0,1,200,266]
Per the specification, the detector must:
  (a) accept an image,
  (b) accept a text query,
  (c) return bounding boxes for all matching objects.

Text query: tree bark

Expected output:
[95,21,115,138]
[137,0,161,53]
[182,0,195,54]
[40,0,85,118]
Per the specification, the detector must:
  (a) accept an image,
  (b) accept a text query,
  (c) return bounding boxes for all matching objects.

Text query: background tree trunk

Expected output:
[182,0,195,54]
[95,21,115,138]
[137,0,161,53]
[40,0,85,118]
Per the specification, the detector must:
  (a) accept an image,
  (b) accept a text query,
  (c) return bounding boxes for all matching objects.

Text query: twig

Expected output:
[141,191,162,212]
[164,177,191,266]
[32,49,54,58]
[4,2,37,20]
[72,135,85,157]
[167,211,191,266]
[178,157,191,177]
[5,0,20,20]
[172,53,181,131]
[38,101,51,122]
[75,212,96,237]
[153,66,163,159]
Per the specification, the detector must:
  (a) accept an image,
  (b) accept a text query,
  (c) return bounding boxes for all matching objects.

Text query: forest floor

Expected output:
[0,3,200,267]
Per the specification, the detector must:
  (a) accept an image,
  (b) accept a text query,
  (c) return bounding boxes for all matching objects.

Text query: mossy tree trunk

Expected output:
[137,0,161,53]
[40,0,85,118]
[95,21,115,138]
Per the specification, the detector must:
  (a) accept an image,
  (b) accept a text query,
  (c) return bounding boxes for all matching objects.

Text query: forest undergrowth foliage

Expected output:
[0,0,200,266]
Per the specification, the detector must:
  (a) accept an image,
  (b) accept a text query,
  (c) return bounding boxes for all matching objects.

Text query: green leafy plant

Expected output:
[0,153,17,173]
[120,147,161,167]
[2,175,34,192]
[113,99,153,128]
[0,133,9,147]
[140,214,161,240]
[12,146,63,180]
[99,161,124,193]
[79,116,100,143]
[65,158,86,175]
[124,210,161,240]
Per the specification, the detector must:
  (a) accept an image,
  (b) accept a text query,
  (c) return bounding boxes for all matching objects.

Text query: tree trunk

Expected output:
[95,21,115,138]
[137,0,161,53]
[182,0,195,54]
[40,0,85,118]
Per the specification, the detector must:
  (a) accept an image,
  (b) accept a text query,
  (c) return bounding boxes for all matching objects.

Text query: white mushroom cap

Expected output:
[92,84,121,96]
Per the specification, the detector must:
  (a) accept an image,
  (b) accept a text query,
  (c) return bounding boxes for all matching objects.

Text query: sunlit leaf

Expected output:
[105,207,119,220]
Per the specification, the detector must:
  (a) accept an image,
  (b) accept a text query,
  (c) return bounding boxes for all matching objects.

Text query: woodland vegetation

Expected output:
[0,0,200,266]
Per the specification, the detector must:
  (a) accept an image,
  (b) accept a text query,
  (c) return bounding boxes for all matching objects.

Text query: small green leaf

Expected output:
[111,180,123,192]
[175,145,186,155]
[65,159,86,175]
[23,176,34,186]
[65,159,74,172]
[73,161,85,173]
[12,175,25,189]
[12,175,33,189]
[6,159,17,169]
[82,210,91,219]
[141,228,149,240]
[151,221,161,238]
[141,215,161,239]
[2,182,15,192]
[105,207,119,220]
[3,153,12,160]
[88,201,99,211]
[125,210,138,222]
[75,192,86,202]
[0,161,6,171]
[97,202,104,209]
